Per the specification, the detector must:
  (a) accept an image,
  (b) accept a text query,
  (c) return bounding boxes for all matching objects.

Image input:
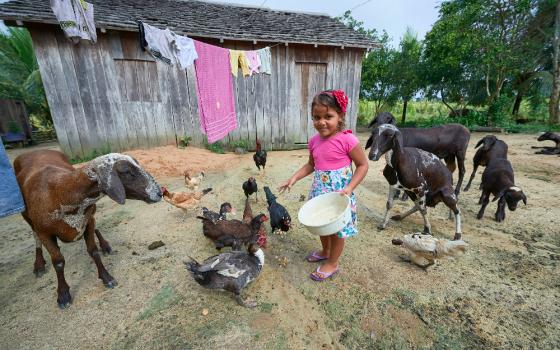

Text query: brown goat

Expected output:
[463,135,508,191]
[368,112,470,196]
[534,132,560,155]
[477,158,527,222]
[14,150,162,308]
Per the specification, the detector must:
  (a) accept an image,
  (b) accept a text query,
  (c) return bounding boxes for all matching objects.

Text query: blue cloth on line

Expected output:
[0,141,25,218]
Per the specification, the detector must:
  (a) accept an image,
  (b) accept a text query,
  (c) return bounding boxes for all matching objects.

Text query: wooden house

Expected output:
[0,0,375,157]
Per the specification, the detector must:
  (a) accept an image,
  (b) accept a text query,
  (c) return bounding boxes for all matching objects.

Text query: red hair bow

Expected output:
[331,90,348,114]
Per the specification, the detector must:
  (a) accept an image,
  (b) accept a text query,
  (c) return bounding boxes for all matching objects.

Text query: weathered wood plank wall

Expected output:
[29,24,364,157]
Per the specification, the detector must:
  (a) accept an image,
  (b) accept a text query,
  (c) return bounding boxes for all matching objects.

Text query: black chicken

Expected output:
[263,186,291,233]
[242,177,258,201]
[253,139,267,175]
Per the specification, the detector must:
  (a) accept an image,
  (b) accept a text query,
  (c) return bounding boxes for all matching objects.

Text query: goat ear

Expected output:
[475,139,484,149]
[492,188,507,202]
[367,118,377,129]
[521,192,527,205]
[482,137,495,151]
[99,168,126,205]
[365,136,373,150]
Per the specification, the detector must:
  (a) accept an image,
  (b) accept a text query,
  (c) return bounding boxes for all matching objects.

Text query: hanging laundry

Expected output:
[169,33,198,70]
[257,47,272,74]
[229,50,251,77]
[194,40,237,143]
[0,141,25,218]
[50,0,97,44]
[139,22,175,65]
[245,51,261,76]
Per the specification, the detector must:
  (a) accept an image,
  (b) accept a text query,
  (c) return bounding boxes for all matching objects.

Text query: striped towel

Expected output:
[193,40,237,143]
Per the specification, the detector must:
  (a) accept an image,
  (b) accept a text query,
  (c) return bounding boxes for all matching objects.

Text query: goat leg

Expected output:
[94,229,112,255]
[463,165,479,192]
[477,191,490,220]
[455,154,466,197]
[418,202,431,235]
[33,232,47,277]
[378,186,397,230]
[495,198,506,222]
[442,190,462,240]
[84,219,118,289]
[41,235,72,308]
[391,204,420,222]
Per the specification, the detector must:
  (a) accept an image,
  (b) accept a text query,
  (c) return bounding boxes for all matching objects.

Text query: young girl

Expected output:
[278,89,369,281]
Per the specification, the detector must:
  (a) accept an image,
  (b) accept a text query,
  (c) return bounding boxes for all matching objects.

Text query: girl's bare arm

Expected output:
[341,145,369,195]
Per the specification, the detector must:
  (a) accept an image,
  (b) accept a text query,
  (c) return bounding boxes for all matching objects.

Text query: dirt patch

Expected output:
[125,145,243,179]
[1,132,559,349]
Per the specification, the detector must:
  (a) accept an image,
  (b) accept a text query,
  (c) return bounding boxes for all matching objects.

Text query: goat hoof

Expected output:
[104,279,118,289]
[476,213,483,220]
[100,245,112,255]
[57,292,72,309]
[33,266,46,277]
[390,215,402,221]
[453,233,462,241]
[422,227,431,235]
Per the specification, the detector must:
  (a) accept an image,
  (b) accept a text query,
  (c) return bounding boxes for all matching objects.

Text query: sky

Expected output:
[207,0,442,47]
[0,0,442,46]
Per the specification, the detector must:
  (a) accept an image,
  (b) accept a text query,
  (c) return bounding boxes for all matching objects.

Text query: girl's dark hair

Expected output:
[311,90,346,130]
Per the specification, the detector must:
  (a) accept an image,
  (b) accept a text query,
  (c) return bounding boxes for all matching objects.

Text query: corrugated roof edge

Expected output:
[3,18,379,49]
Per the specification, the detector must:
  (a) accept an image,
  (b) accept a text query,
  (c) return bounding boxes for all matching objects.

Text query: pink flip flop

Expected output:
[305,251,328,262]
[309,266,339,282]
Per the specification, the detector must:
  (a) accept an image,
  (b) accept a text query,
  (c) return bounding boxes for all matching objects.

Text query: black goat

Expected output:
[534,132,560,155]
[463,135,508,191]
[477,158,527,222]
[366,124,463,240]
[368,112,470,196]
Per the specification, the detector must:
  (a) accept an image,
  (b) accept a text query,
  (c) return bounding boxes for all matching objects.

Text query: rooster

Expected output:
[184,170,205,191]
[392,233,468,268]
[162,186,212,212]
[253,139,267,176]
[242,177,258,202]
[263,186,291,233]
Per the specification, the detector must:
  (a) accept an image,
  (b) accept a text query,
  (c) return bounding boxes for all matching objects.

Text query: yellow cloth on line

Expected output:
[229,50,251,77]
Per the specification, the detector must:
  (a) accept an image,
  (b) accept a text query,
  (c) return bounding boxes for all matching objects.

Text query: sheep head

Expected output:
[84,153,162,205]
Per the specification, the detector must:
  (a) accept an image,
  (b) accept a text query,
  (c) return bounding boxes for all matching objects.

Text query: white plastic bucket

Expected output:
[298,192,352,236]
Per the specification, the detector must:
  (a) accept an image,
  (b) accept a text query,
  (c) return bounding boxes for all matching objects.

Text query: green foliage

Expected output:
[228,139,251,150]
[69,144,112,164]
[205,140,226,154]
[178,135,192,148]
[0,27,51,130]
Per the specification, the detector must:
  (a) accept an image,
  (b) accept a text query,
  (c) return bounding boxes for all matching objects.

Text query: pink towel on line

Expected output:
[193,40,237,143]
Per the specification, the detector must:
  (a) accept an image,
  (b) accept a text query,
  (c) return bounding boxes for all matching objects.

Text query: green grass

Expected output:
[69,143,112,164]
[136,285,180,321]
[358,99,560,133]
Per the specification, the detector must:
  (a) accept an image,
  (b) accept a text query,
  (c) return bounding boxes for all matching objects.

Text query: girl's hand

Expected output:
[278,178,296,193]
[338,187,353,196]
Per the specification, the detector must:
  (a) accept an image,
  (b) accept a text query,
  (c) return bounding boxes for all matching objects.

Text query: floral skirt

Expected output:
[309,165,358,238]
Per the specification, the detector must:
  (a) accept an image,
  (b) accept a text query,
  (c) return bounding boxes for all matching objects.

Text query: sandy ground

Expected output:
[0,132,559,349]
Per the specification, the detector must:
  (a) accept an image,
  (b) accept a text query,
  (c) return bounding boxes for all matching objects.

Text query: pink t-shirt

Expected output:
[308,130,359,171]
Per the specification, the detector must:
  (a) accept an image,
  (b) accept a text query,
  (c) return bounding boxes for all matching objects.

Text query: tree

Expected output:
[550,0,560,124]
[392,28,423,123]
[0,27,51,129]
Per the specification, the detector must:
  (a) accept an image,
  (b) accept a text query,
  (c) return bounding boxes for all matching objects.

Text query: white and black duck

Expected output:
[185,243,264,307]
